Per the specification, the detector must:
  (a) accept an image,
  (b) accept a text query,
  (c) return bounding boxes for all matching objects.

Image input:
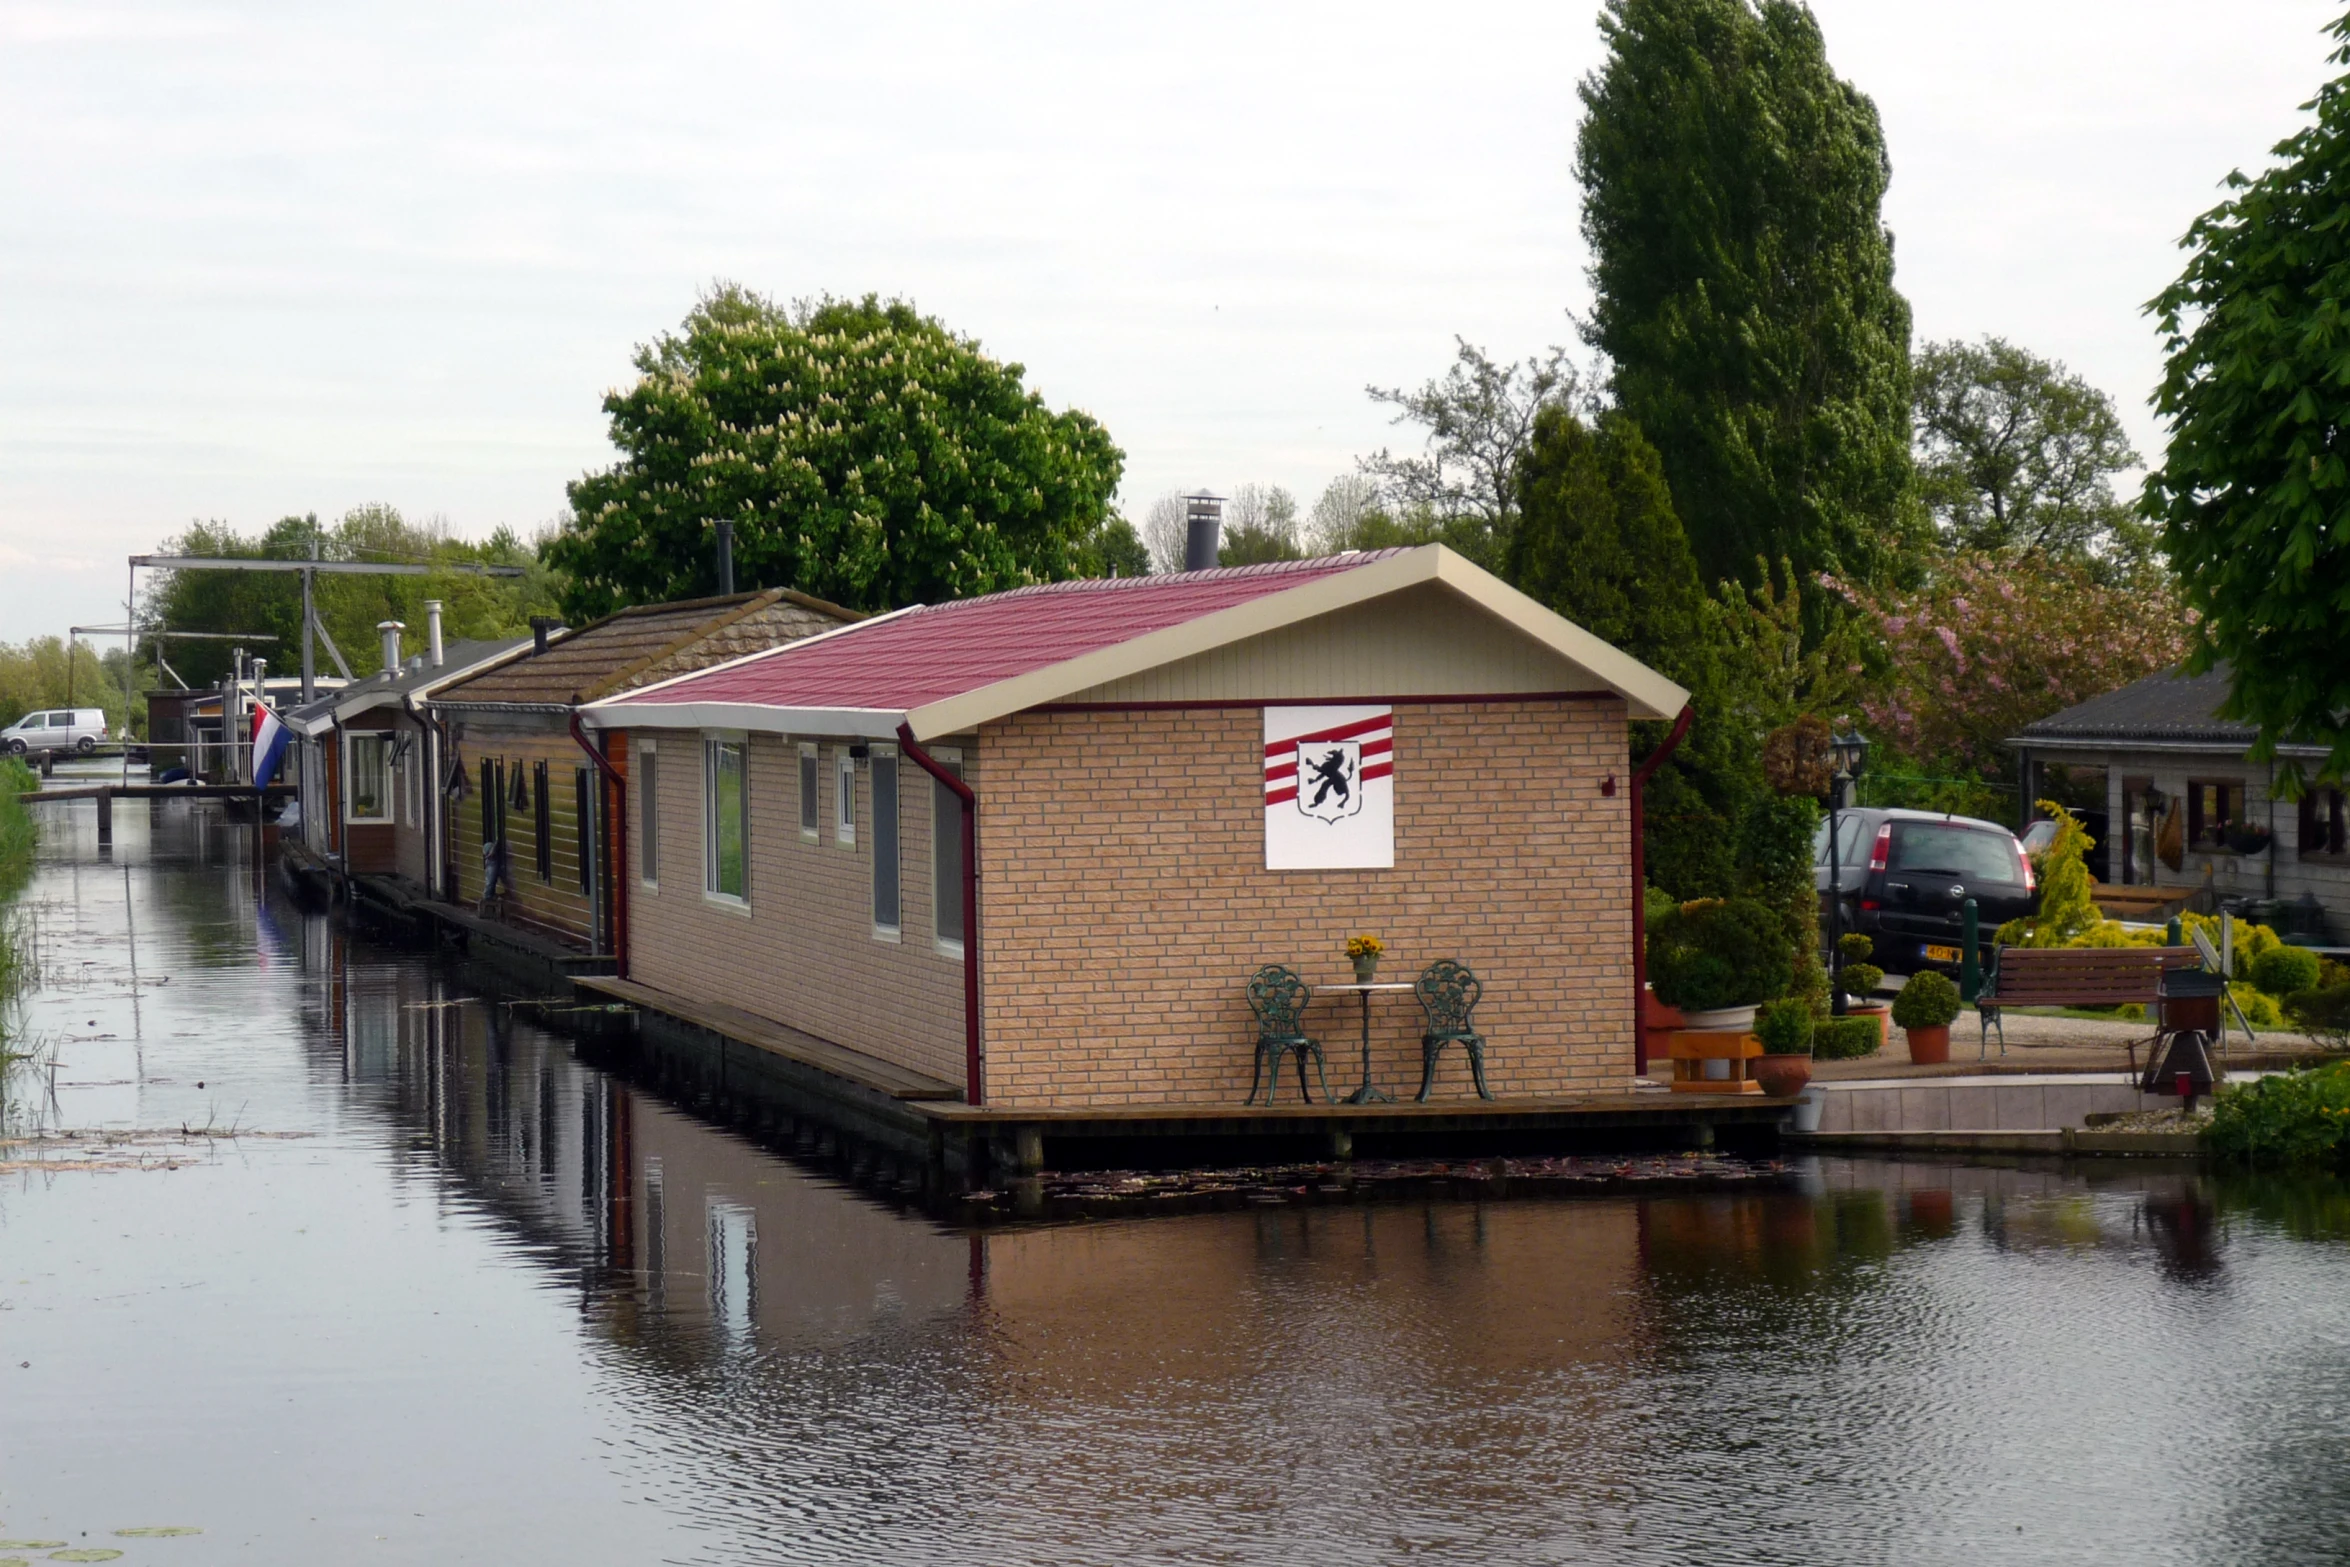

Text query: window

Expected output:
[2186,780,2241,851]
[532,761,552,880]
[576,766,595,896]
[1888,823,2020,884]
[704,735,748,902]
[639,742,659,886]
[1811,812,1870,868]
[834,748,856,845]
[932,748,965,954]
[2302,787,2349,860]
[871,746,900,937]
[346,732,390,822]
[799,743,820,841]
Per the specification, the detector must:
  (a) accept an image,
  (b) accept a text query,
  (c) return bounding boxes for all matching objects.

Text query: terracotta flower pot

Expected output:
[1753,1054,1813,1098]
[1905,1023,1951,1065]
[1849,1003,1890,1048]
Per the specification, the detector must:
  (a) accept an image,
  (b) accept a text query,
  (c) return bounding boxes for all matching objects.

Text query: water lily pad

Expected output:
[111,1530,202,1539]
[49,1553,124,1563]
[0,1546,65,1553]
[1,1555,30,1567]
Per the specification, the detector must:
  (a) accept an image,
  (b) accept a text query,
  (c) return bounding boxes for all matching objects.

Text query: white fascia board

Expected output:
[594,603,918,706]
[582,702,907,740]
[902,544,1692,739]
[1429,550,1691,719]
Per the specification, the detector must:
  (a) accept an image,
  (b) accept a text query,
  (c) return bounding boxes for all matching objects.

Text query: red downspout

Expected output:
[569,713,628,980]
[1629,704,1694,1077]
[898,722,981,1106]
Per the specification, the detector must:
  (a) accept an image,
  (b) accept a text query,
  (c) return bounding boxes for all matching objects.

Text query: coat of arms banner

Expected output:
[1263,705,1394,870]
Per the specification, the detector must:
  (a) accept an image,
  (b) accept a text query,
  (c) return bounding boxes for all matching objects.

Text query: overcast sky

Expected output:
[0,0,2337,637]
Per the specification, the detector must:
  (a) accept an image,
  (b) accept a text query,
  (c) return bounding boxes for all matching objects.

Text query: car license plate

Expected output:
[1922,943,1962,964]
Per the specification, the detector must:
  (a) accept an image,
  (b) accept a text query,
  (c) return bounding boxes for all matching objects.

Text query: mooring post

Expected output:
[1012,1124,1044,1175]
[1325,1126,1355,1161]
[95,787,113,846]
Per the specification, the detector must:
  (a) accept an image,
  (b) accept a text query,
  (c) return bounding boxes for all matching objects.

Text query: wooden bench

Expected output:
[1975,946,2205,1058]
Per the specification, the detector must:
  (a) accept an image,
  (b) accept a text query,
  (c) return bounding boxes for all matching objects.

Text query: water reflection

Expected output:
[7,800,2350,1566]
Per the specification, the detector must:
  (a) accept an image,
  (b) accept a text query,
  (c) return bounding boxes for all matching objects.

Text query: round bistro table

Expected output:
[1322,981,1417,1104]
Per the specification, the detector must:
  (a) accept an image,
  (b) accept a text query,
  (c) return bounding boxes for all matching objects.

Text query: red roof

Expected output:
[617,554,1389,713]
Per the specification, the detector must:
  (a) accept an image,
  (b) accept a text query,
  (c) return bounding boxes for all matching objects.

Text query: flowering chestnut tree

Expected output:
[1825,552,2188,780]
[550,286,1125,619]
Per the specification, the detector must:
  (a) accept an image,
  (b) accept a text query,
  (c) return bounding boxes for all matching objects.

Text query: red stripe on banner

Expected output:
[1266,785,1297,806]
[1361,760,1392,782]
[1263,737,1390,786]
[1264,713,1392,758]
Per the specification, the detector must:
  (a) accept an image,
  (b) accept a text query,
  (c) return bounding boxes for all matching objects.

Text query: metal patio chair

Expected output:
[1415,958,1493,1101]
[1245,964,1331,1106]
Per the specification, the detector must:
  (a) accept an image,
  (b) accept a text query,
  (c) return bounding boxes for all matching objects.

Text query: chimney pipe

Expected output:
[1183,491,1224,572]
[716,520,735,596]
[530,616,557,656]
[424,599,445,667]
[377,621,404,676]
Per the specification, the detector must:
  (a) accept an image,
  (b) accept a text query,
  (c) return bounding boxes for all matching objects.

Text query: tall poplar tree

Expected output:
[1576,0,1914,591]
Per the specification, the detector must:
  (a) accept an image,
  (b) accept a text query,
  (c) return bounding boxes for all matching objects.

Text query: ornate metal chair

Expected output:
[1245,965,1331,1106]
[1415,958,1493,1101]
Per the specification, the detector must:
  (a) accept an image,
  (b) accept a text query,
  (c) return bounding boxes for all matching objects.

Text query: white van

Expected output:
[3,707,110,756]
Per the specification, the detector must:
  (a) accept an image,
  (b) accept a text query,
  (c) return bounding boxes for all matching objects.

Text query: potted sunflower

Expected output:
[1346,933,1385,983]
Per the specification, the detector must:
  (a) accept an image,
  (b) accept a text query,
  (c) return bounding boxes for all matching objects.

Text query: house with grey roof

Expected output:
[2010,664,2347,940]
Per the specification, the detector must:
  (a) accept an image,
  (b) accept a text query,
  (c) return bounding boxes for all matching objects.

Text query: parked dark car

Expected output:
[1815,807,2040,976]
[2019,809,2110,884]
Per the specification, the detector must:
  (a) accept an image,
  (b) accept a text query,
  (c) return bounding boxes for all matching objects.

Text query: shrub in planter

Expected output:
[1814,1017,1883,1060]
[2249,945,2323,999]
[1891,971,1962,1031]
[1834,932,1883,998]
[1647,897,1795,1013]
[1754,997,1815,1056]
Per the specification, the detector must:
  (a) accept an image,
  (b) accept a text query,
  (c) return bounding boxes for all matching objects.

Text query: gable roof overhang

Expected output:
[581,546,1690,741]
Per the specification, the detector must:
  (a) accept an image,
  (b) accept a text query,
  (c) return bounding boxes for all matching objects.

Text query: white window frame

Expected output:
[345,731,392,824]
[929,746,965,959]
[870,743,900,942]
[799,742,820,842]
[702,731,751,909]
[638,740,659,889]
[834,747,856,847]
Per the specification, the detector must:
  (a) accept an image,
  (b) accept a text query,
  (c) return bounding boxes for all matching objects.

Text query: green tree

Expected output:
[1359,339,1574,568]
[144,509,560,691]
[1507,406,1710,681]
[1073,515,1151,578]
[0,637,131,736]
[550,285,1125,619]
[2147,17,2350,781]
[1914,336,2151,569]
[1577,0,1915,591]
[1218,483,1304,565]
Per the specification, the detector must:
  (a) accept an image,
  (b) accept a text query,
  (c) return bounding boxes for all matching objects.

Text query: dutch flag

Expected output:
[250,699,291,791]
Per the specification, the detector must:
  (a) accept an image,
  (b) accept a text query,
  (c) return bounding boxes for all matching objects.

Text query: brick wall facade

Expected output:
[625,728,969,1087]
[978,701,1633,1108]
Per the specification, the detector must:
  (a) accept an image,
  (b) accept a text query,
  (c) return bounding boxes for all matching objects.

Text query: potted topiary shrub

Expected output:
[1647,897,1795,1030]
[1891,969,1962,1065]
[1752,996,1816,1098]
[1838,932,1891,1046]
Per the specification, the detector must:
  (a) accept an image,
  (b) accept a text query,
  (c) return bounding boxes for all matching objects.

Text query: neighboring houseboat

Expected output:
[279,604,530,904]
[425,589,860,971]
[2010,663,2348,940]
[579,545,1689,1113]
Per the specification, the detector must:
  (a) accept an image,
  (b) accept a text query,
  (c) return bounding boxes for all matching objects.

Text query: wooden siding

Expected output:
[1057,581,1609,705]
[447,722,602,948]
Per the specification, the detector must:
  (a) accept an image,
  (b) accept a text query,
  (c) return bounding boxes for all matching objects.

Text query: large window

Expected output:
[932,749,965,953]
[704,736,748,902]
[2302,787,2349,860]
[799,743,819,841]
[2187,780,2241,851]
[532,760,552,881]
[639,743,659,886]
[871,746,900,937]
[346,732,390,822]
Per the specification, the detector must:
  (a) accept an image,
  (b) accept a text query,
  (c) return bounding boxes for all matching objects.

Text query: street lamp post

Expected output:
[1827,729,1869,1018]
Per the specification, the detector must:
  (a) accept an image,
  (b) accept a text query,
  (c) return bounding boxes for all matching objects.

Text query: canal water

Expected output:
[5,802,2350,1566]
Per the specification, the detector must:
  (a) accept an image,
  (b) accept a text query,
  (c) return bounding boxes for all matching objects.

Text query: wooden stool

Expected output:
[1665,1029,1764,1094]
